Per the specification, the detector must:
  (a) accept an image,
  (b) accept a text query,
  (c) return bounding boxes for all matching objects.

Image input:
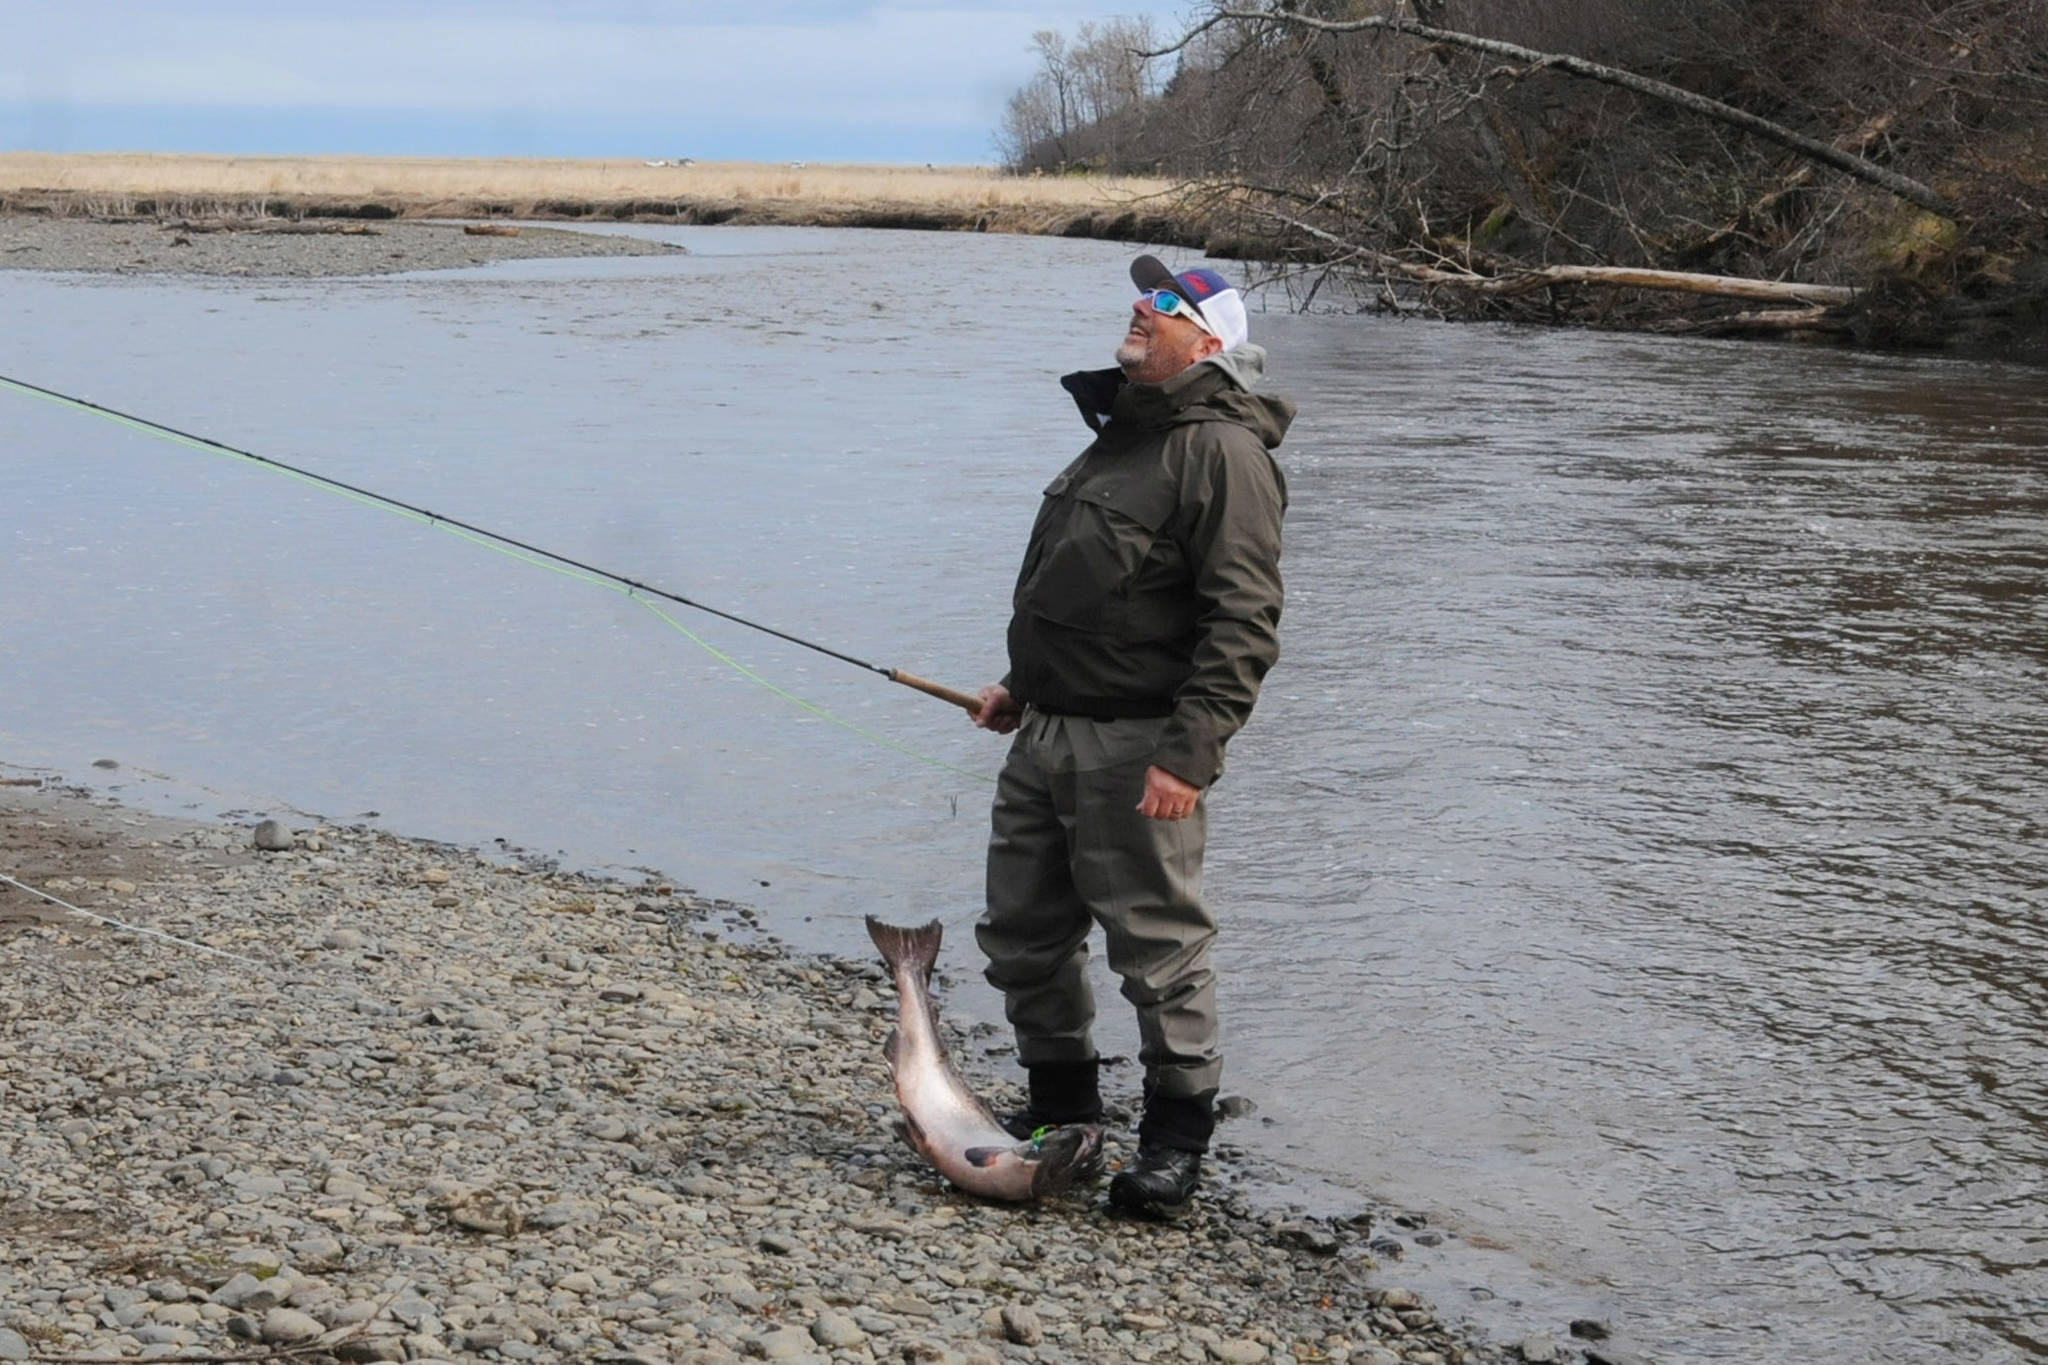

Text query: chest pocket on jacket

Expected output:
[1018,470,1181,632]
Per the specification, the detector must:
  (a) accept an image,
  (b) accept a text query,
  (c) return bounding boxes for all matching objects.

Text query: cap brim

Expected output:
[1129,253,1214,333]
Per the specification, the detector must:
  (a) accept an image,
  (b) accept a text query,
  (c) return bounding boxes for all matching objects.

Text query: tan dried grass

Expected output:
[0,152,1173,213]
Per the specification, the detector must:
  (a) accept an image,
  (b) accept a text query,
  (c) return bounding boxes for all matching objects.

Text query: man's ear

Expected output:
[1193,334,1225,361]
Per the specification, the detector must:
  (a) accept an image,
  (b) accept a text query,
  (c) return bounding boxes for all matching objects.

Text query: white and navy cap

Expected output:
[1130,254,1249,351]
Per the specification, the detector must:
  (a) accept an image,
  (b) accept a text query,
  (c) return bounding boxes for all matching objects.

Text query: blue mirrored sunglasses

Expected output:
[1138,287,1199,318]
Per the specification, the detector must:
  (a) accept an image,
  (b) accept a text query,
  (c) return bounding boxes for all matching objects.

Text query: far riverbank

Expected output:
[0,152,1204,250]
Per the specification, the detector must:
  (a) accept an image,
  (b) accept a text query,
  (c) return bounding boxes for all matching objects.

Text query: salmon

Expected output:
[865,917,1104,1201]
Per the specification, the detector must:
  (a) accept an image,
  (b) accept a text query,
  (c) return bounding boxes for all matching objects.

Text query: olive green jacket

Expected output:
[1006,346,1293,788]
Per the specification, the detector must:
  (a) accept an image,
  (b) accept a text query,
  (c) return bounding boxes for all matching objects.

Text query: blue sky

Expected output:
[1,1,1186,164]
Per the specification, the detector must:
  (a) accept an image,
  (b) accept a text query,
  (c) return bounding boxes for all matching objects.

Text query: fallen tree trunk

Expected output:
[1168,6,1954,217]
[1489,264,1854,305]
[159,219,381,236]
[1258,209,1855,304]
[1654,305,1848,335]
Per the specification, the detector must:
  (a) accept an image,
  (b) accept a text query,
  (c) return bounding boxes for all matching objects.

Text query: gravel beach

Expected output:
[0,778,1495,1365]
[0,217,678,277]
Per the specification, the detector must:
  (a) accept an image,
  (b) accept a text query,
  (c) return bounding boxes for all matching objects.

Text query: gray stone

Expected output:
[1518,1336,1561,1364]
[0,1329,29,1362]
[810,1313,865,1348]
[1208,1341,1269,1365]
[289,1233,345,1262]
[759,1231,801,1255]
[253,819,294,851]
[1584,1348,1650,1365]
[998,1305,1043,1346]
[528,1201,588,1229]
[214,1273,286,1311]
[1275,1221,1340,1256]
[744,1326,816,1360]
[132,1325,193,1345]
[335,1341,408,1364]
[324,928,365,950]
[262,1308,326,1344]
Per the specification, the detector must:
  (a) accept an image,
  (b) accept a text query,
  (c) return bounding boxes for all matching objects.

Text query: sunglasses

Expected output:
[1137,288,1215,333]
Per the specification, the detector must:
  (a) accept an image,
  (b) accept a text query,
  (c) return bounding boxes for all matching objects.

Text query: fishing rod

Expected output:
[0,372,986,716]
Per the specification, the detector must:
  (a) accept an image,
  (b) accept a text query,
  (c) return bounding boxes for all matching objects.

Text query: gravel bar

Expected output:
[0,217,678,277]
[0,779,1496,1365]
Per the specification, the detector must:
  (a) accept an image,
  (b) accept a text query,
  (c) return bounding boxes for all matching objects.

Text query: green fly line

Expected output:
[0,372,995,786]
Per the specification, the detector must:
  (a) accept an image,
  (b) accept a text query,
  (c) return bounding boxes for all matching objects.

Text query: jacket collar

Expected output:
[1059,362,1228,434]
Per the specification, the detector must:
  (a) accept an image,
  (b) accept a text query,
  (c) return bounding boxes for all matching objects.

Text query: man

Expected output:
[971,255,1292,1213]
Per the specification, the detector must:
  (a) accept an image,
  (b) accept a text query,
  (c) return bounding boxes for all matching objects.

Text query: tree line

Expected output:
[998,1,2048,349]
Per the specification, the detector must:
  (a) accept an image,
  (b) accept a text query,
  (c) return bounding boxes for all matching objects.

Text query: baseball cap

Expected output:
[1130,254,1249,351]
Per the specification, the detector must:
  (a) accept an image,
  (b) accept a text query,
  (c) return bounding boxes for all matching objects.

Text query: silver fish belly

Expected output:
[865,917,1101,1202]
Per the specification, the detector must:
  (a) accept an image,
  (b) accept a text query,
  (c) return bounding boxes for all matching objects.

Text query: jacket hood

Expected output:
[1060,344,1294,450]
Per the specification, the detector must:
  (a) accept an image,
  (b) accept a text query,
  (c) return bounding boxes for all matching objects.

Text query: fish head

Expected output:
[1026,1123,1106,1198]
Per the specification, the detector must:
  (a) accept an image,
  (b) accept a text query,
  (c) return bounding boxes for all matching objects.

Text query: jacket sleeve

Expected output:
[1152,426,1287,788]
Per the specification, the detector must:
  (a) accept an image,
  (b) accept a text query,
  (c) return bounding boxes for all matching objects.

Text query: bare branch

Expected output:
[1199,4,1956,216]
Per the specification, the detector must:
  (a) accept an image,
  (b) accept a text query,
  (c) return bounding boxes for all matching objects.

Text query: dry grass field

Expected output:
[0,152,1180,227]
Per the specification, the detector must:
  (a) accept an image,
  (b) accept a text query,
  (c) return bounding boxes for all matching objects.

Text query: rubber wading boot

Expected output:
[1110,1089,1215,1214]
[998,1060,1104,1140]
[1109,1144,1203,1214]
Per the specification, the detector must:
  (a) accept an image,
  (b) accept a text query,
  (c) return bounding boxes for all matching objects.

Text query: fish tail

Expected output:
[866,917,943,980]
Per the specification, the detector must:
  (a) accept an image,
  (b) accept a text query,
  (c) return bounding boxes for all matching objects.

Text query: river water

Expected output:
[3,226,2043,1363]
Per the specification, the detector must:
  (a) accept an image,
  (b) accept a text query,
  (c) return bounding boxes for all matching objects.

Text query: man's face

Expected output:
[1115,294,1222,384]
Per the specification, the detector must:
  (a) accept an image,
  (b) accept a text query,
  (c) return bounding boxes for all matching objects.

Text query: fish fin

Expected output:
[902,1112,928,1148]
[882,1026,901,1070]
[963,1146,1005,1169]
[865,916,942,985]
[890,1118,917,1152]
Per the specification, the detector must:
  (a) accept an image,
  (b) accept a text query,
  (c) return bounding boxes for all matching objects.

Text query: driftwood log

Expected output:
[159,220,381,236]
[1655,305,1848,336]
[1261,210,1857,306]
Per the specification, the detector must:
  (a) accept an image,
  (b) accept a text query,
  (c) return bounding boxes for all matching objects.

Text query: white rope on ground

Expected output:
[0,871,264,967]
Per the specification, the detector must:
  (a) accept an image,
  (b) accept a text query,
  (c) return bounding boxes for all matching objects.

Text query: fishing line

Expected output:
[0,372,995,785]
[0,872,264,966]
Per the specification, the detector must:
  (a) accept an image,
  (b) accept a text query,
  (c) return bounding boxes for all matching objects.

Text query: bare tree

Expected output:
[997,0,2048,344]
[1168,3,1953,214]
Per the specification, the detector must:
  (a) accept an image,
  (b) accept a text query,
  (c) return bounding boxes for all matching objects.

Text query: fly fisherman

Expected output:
[971,256,1292,1214]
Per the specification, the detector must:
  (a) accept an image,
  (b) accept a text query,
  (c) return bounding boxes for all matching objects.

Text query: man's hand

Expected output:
[973,684,1022,734]
[1137,765,1201,821]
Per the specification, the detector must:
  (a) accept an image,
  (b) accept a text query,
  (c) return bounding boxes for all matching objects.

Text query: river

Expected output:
[3,225,2043,1363]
